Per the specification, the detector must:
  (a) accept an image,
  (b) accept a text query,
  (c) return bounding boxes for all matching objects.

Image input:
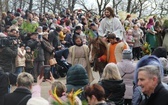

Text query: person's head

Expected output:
[107,33,117,44]
[133,24,139,30]
[127,29,133,36]
[148,18,154,25]
[11,19,18,25]
[55,26,62,33]
[66,64,89,86]
[65,19,71,26]
[37,26,43,33]
[138,65,161,96]
[51,81,66,97]
[19,43,25,49]
[152,47,167,58]
[26,46,31,52]
[75,26,82,34]
[30,32,38,39]
[134,55,164,86]
[16,17,23,25]
[42,32,49,39]
[122,49,133,60]
[74,36,83,46]
[9,29,18,37]
[102,63,122,80]
[105,7,115,18]
[90,23,97,31]
[17,72,34,89]
[84,84,105,105]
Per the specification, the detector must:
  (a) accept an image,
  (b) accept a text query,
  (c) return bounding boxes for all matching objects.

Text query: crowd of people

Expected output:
[0,6,168,105]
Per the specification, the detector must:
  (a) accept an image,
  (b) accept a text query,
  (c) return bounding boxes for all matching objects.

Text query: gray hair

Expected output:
[138,65,161,83]
[17,72,34,89]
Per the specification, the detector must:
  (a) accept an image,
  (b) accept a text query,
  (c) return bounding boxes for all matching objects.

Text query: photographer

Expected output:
[27,32,45,81]
[0,33,18,73]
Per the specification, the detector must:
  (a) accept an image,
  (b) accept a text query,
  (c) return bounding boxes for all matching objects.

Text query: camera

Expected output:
[38,34,43,41]
[0,37,17,48]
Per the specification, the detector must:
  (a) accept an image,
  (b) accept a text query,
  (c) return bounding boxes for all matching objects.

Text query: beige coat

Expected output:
[15,48,26,67]
[67,45,94,83]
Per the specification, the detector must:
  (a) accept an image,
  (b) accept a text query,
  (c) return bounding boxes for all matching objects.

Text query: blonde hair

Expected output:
[51,81,66,97]
[102,63,122,80]
[17,72,34,89]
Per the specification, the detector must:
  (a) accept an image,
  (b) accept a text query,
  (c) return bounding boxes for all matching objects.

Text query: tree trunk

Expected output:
[19,0,22,9]
[29,0,33,11]
[43,0,47,13]
[127,0,132,13]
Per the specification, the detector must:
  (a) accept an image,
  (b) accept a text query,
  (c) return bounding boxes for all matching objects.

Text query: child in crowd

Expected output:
[48,80,82,105]
[25,46,34,75]
[126,29,134,51]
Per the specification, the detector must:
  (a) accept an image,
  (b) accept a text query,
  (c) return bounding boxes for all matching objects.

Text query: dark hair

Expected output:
[107,33,116,39]
[55,26,62,32]
[75,26,82,31]
[65,19,71,26]
[105,7,115,17]
[84,84,105,101]
[152,47,167,58]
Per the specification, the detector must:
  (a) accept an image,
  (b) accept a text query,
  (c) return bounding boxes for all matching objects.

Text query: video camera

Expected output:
[0,37,17,48]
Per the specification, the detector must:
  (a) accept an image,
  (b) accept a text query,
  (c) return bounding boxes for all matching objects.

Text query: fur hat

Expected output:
[122,49,132,59]
[134,55,164,85]
[27,97,49,105]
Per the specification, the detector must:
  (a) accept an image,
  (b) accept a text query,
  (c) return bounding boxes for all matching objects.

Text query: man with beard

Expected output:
[98,7,125,37]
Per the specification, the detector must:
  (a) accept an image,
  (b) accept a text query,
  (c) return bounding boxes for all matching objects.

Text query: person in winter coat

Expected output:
[25,46,34,74]
[132,55,168,105]
[0,37,18,73]
[15,43,26,75]
[99,63,125,105]
[3,72,33,105]
[66,64,89,93]
[0,67,9,105]
[41,32,55,65]
[138,65,168,105]
[117,49,136,105]
[27,32,45,80]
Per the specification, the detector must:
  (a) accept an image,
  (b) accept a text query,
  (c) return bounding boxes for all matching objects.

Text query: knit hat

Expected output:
[26,97,49,105]
[11,19,17,24]
[66,64,89,86]
[134,55,164,85]
[26,46,31,50]
[122,49,132,59]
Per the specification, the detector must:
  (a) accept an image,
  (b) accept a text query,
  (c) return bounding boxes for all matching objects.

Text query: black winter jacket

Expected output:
[99,79,125,105]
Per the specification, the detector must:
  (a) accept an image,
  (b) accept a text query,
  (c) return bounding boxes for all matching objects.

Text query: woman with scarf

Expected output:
[67,35,94,83]
[146,18,157,52]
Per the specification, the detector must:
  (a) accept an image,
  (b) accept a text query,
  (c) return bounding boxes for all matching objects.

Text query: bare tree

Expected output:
[68,0,77,12]
[126,0,132,13]
[112,0,122,14]
[29,0,33,11]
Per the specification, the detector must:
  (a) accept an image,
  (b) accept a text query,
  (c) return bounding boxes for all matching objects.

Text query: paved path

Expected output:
[11,71,100,99]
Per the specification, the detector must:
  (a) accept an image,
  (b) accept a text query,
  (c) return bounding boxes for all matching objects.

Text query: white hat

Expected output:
[27,97,49,105]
